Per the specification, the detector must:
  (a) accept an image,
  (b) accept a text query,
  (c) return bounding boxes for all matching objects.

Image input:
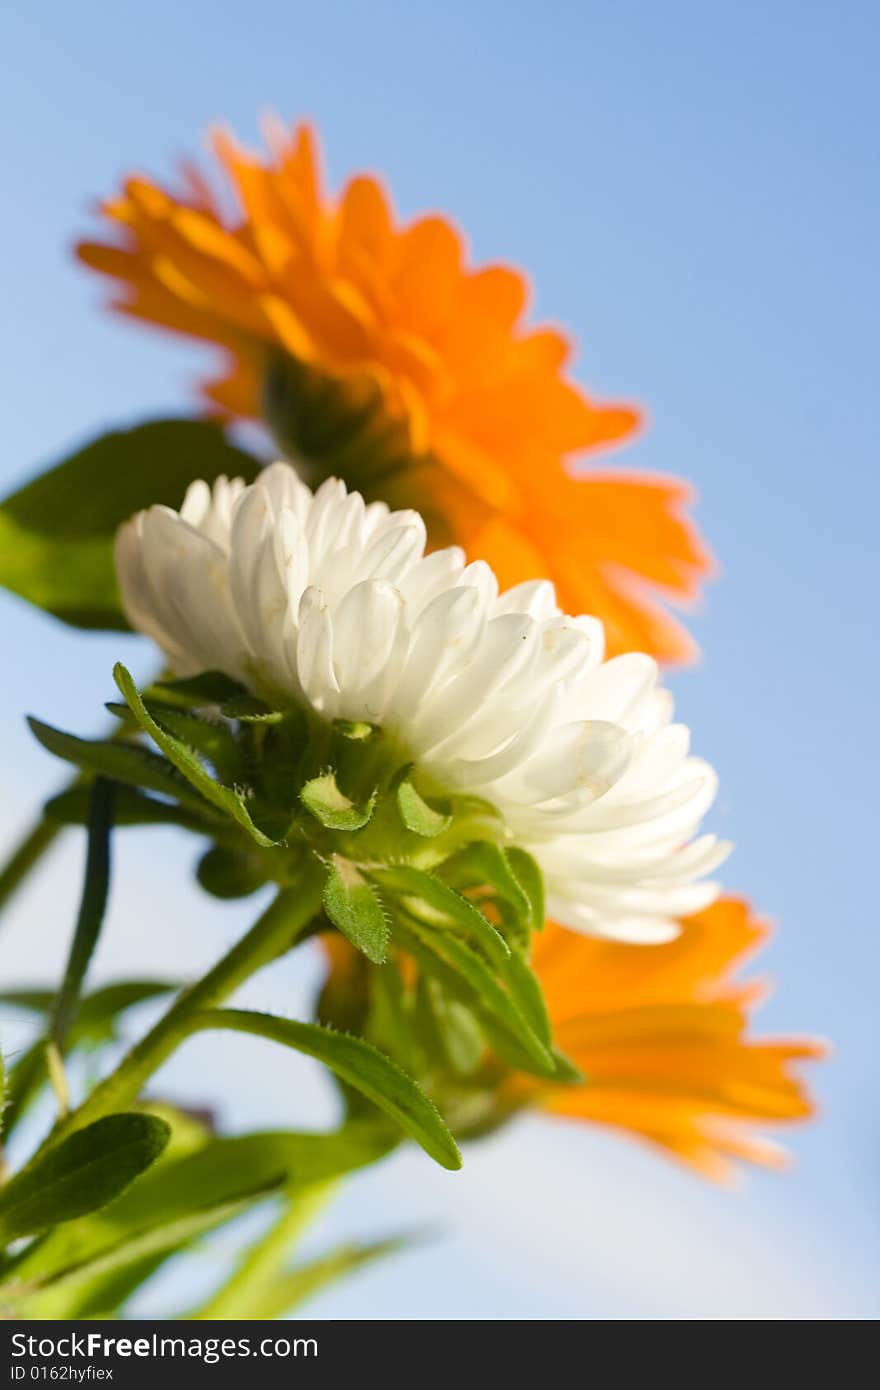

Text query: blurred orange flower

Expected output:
[531,897,825,1182]
[78,118,712,662]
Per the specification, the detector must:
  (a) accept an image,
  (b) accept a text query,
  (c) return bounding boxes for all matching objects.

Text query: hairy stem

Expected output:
[46,863,325,1146]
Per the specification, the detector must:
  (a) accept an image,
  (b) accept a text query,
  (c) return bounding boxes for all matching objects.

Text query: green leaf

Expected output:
[371,864,510,970]
[505,846,545,930]
[367,962,419,1071]
[499,947,552,1048]
[138,701,243,784]
[2,1193,262,1320]
[0,982,175,1142]
[4,1123,391,1296]
[444,841,531,927]
[418,976,486,1077]
[300,770,375,830]
[49,779,114,1052]
[0,1114,170,1242]
[114,663,277,846]
[147,670,248,708]
[323,858,389,964]
[0,980,175,1029]
[0,420,261,629]
[396,775,451,837]
[27,717,211,812]
[221,694,284,723]
[193,1010,462,1171]
[45,784,216,833]
[200,1236,411,1321]
[391,915,555,1076]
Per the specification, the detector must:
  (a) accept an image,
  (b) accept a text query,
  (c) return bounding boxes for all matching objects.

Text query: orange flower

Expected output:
[531,897,825,1182]
[77,117,712,662]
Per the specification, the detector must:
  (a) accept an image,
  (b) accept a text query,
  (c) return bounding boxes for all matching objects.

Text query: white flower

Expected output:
[116,464,729,943]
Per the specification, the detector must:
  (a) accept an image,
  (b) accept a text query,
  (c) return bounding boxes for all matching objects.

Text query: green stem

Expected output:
[50,778,114,1053]
[47,864,324,1146]
[192,1181,339,1320]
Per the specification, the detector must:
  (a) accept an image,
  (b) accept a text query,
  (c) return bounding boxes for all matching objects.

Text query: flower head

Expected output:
[116,463,726,943]
[82,117,712,664]
[530,897,825,1181]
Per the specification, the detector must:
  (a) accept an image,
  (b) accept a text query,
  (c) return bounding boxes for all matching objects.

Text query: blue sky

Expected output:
[1,1,878,1318]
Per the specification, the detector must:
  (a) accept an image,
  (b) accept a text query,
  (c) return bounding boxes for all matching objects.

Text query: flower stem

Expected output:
[47,862,325,1145]
[192,1180,339,1319]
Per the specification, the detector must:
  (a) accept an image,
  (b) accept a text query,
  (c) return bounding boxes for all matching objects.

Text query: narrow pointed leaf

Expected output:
[27,718,210,811]
[45,784,216,833]
[499,947,552,1047]
[391,915,555,1075]
[147,670,247,707]
[192,1010,461,1171]
[221,694,284,723]
[323,858,389,964]
[505,846,545,930]
[114,663,277,846]
[372,864,509,969]
[7,1124,391,1292]
[445,841,531,924]
[0,1114,170,1242]
[141,701,243,783]
[2,1193,266,1319]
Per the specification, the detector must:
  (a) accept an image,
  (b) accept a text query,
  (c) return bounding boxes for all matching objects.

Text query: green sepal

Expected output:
[255,706,310,812]
[333,719,375,741]
[443,841,531,923]
[323,857,390,964]
[396,774,452,838]
[371,864,509,970]
[416,976,486,1078]
[263,350,414,495]
[505,846,545,930]
[138,701,243,785]
[498,946,552,1048]
[301,770,376,831]
[221,694,284,724]
[367,961,420,1071]
[390,914,555,1076]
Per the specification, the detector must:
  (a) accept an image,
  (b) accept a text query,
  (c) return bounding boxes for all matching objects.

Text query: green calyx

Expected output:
[30,663,578,1099]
